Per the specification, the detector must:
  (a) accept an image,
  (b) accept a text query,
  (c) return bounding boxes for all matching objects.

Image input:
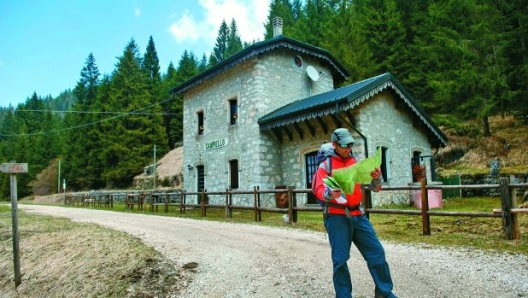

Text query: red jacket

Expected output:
[313,153,364,216]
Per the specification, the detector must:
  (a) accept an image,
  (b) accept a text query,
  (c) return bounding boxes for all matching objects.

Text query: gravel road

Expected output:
[19,205,528,298]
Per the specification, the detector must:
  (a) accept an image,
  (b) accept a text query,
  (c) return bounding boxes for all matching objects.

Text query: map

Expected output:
[331,147,382,193]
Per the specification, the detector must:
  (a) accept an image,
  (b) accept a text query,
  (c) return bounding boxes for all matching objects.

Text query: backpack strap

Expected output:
[325,156,332,176]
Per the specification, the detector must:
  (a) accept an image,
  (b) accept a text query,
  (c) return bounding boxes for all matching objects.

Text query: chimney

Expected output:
[273,17,283,37]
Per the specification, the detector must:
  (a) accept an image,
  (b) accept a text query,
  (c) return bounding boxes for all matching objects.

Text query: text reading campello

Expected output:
[205,138,228,151]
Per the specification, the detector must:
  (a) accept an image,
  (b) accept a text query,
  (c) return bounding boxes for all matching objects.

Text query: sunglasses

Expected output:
[337,143,353,149]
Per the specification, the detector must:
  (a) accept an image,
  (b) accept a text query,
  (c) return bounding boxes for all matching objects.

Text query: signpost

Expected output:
[1,162,28,288]
[0,163,28,174]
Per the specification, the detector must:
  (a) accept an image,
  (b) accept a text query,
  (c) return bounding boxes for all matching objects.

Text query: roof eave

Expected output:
[259,73,448,148]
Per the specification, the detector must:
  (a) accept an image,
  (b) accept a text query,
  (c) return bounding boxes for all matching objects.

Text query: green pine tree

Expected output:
[142,36,162,102]
[210,20,230,66]
[226,19,243,58]
[63,52,101,190]
[99,39,167,188]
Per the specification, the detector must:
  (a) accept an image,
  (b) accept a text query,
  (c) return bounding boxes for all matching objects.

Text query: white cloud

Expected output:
[168,11,202,42]
[132,0,141,17]
[168,0,271,47]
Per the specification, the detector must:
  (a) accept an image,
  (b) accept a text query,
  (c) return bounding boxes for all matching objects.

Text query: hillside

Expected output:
[436,115,528,176]
[132,146,183,189]
[28,147,184,199]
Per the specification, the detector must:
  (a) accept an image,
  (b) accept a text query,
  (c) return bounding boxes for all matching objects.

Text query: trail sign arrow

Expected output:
[0,163,28,174]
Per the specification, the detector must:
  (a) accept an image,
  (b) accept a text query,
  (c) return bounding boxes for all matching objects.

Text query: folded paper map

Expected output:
[331,147,382,193]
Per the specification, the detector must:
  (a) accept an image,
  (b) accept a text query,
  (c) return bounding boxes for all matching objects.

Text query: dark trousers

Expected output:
[324,214,396,298]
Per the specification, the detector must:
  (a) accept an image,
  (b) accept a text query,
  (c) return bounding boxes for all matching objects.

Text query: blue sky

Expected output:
[0,0,271,107]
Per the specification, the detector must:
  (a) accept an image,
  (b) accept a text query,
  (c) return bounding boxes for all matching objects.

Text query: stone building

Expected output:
[171,21,448,207]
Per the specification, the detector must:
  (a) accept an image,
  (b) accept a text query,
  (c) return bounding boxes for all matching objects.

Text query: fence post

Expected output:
[225,189,230,219]
[228,189,232,218]
[500,178,519,240]
[180,191,185,214]
[253,186,258,222]
[289,186,297,223]
[511,186,519,240]
[288,188,293,224]
[420,178,431,235]
[257,186,261,221]
[201,190,206,217]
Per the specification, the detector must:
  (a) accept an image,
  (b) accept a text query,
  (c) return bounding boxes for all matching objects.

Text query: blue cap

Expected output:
[331,128,355,145]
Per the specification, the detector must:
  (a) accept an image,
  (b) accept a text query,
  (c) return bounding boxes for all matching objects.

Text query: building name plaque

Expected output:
[205,138,228,150]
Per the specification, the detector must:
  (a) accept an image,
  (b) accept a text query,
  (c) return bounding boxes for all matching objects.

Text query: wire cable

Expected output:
[0,97,177,137]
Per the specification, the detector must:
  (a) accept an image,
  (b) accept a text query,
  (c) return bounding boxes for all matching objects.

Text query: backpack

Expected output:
[311,142,334,207]
[314,142,334,169]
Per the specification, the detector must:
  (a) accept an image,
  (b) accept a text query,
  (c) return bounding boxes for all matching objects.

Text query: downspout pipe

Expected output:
[335,103,369,157]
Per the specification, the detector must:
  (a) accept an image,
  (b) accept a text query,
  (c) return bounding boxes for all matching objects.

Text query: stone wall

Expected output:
[182,50,335,207]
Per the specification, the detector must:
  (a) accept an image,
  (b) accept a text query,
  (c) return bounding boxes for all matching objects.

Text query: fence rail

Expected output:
[64,177,527,240]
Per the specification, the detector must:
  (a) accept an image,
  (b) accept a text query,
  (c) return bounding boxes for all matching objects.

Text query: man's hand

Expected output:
[329,188,342,198]
[370,167,382,179]
[370,167,383,191]
[329,188,347,203]
[323,184,347,203]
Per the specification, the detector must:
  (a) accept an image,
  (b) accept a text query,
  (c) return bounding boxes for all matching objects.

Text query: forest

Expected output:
[0,0,526,198]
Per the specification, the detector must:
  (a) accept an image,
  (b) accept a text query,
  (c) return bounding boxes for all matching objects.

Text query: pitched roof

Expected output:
[170,35,349,96]
[258,72,448,148]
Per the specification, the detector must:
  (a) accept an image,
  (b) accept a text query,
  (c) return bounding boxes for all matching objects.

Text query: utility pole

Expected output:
[153,145,157,189]
[57,159,61,194]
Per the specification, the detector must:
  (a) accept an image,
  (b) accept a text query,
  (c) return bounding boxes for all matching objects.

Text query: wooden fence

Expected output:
[65,177,527,240]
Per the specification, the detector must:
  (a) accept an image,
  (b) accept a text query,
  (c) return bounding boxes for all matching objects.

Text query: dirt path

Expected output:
[18,205,528,298]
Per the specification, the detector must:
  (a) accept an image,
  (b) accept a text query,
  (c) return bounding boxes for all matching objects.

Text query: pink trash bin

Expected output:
[409,181,443,209]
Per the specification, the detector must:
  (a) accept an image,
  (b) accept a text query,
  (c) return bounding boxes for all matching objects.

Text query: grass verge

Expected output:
[0,205,190,297]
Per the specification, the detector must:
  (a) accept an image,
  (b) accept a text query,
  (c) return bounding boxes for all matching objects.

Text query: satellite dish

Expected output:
[306,65,320,82]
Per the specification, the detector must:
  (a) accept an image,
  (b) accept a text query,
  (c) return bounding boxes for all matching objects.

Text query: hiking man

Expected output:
[313,128,397,298]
